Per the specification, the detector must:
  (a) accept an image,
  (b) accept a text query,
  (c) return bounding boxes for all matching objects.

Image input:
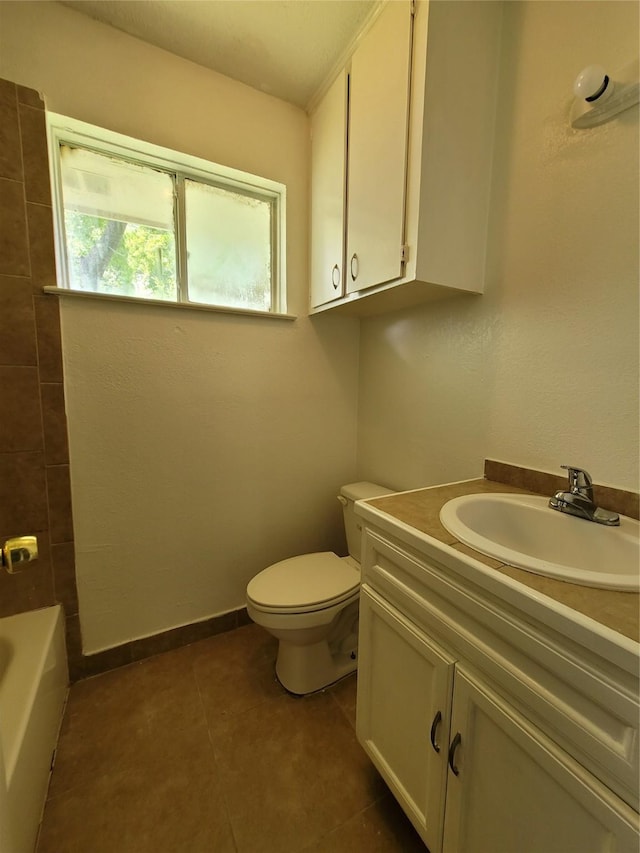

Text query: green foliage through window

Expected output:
[65,212,177,300]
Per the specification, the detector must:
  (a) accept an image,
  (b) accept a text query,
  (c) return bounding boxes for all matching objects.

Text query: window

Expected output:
[47,115,287,315]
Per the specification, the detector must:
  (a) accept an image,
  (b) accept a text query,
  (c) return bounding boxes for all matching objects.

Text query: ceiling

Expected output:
[60,0,377,110]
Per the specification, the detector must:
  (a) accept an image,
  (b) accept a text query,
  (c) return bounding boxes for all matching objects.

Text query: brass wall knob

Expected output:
[1,536,38,574]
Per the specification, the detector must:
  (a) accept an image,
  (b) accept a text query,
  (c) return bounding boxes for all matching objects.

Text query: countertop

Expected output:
[366,479,639,643]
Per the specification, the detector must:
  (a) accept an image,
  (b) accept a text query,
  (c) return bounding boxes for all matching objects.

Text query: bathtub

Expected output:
[0,606,68,853]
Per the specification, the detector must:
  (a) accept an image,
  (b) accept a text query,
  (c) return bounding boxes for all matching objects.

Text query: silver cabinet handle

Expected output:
[448,732,462,776]
[2,536,38,574]
[430,710,442,753]
[350,253,359,282]
[331,264,340,290]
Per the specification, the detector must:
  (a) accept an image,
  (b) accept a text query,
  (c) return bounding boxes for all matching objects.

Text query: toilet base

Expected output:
[276,638,357,695]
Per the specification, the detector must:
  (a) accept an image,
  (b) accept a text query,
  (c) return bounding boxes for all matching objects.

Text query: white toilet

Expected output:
[246,482,393,695]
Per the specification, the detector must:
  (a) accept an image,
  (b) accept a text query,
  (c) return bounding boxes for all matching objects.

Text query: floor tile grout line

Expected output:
[292,789,406,853]
[192,655,241,853]
[326,676,358,731]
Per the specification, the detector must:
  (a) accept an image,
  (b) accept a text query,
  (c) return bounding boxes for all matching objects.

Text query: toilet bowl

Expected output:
[246,482,393,694]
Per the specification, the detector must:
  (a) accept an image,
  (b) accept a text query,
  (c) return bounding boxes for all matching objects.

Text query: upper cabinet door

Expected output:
[310,70,348,309]
[346,0,413,295]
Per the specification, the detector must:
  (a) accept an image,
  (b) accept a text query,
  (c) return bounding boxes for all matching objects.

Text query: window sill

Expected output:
[43,287,297,321]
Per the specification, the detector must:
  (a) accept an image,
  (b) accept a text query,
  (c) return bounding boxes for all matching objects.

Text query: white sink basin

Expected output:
[439,493,640,591]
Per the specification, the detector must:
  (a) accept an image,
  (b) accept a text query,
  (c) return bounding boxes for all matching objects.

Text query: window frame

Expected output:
[47,113,288,316]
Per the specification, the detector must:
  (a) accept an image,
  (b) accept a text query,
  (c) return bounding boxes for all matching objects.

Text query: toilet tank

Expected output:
[338,482,394,563]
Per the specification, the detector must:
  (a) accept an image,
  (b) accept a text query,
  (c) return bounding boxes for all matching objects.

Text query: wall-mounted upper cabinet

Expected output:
[309,0,503,317]
[345,0,413,296]
[310,1,412,310]
[310,70,348,309]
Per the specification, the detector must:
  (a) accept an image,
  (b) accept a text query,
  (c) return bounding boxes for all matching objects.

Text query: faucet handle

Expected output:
[561,465,593,498]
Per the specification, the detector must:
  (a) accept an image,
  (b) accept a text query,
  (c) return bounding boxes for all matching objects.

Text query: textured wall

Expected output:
[0,2,360,654]
[358,1,639,493]
[0,78,80,667]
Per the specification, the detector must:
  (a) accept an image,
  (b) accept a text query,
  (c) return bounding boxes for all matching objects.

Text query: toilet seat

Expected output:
[247,552,360,614]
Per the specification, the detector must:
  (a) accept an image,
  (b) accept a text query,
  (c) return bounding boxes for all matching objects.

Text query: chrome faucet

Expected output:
[549,465,620,526]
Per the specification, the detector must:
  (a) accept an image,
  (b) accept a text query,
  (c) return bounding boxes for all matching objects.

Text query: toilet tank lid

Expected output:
[340,482,394,501]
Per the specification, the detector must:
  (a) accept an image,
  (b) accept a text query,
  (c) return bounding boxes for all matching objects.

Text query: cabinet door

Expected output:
[443,667,640,853]
[310,70,348,308]
[346,0,412,294]
[357,586,455,852]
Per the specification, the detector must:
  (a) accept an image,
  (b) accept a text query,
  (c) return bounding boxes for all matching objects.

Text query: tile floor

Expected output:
[38,623,427,853]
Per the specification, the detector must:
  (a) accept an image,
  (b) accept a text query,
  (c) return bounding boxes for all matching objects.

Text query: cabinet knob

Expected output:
[331,264,341,290]
[448,732,462,776]
[430,710,442,753]
[350,253,359,282]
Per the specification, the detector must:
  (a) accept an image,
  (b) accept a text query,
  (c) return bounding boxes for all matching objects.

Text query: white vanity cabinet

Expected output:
[356,519,640,853]
[358,587,454,851]
[442,667,638,853]
[310,0,503,316]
